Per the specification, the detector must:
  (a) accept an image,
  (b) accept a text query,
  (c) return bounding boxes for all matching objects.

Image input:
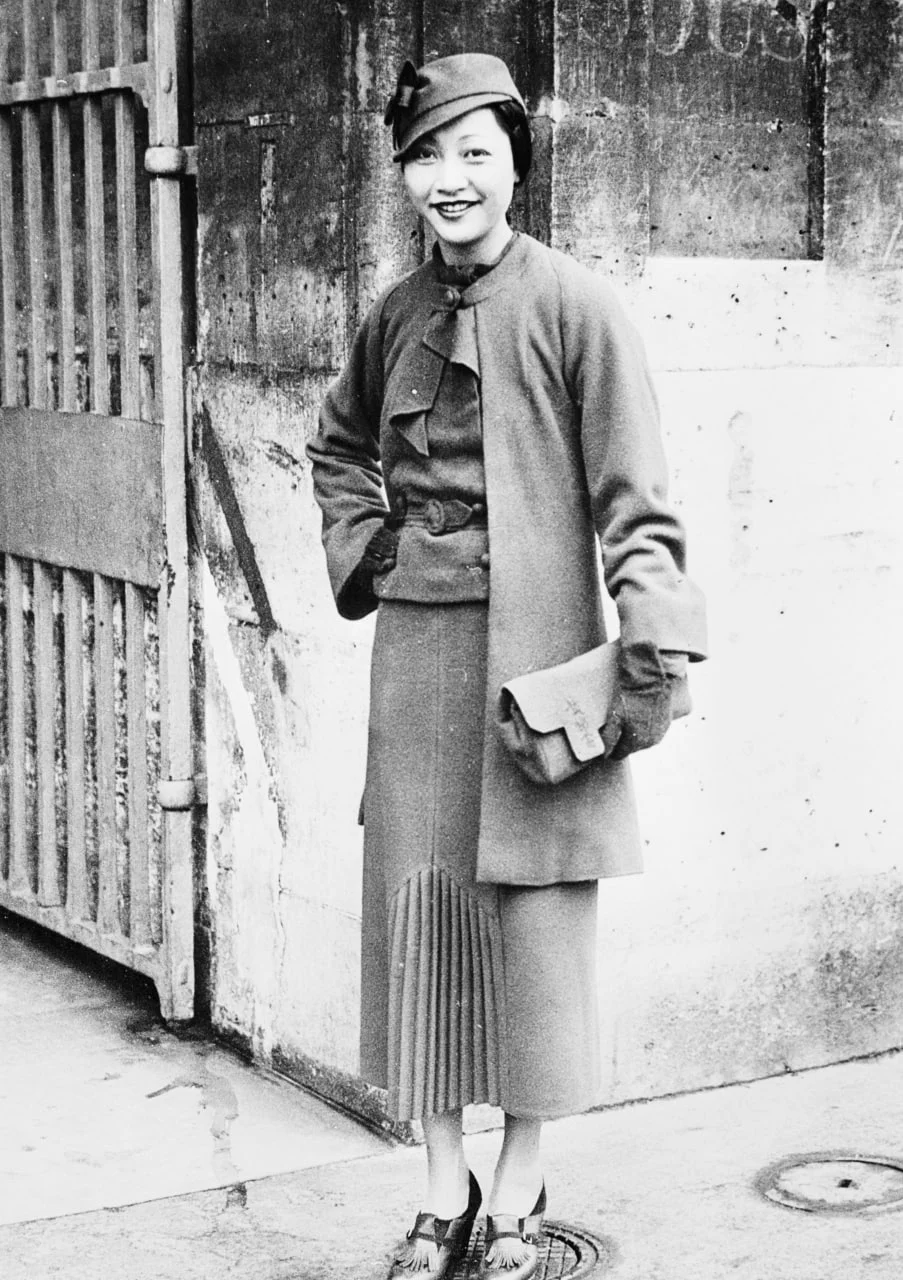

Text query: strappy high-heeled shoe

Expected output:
[389,1171,482,1277]
[480,1184,546,1279]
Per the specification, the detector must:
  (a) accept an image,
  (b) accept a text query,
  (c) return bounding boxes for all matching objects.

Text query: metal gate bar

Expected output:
[0,0,194,1019]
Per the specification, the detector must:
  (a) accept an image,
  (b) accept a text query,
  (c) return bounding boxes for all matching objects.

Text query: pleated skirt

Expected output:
[361,600,602,1123]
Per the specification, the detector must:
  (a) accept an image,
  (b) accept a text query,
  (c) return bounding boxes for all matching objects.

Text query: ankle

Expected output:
[486,1164,543,1217]
[426,1159,471,1219]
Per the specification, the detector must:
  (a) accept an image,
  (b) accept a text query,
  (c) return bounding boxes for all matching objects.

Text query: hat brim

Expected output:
[392,92,521,162]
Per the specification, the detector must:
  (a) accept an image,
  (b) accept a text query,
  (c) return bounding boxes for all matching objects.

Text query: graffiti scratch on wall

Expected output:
[653,0,807,61]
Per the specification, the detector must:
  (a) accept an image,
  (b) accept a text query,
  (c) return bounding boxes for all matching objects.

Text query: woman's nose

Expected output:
[434,157,467,192]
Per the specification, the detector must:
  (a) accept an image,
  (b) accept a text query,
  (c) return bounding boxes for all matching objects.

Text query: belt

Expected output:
[388,496,487,536]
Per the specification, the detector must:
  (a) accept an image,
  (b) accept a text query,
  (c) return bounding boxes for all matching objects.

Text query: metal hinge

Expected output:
[158,775,208,811]
[144,145,198,179]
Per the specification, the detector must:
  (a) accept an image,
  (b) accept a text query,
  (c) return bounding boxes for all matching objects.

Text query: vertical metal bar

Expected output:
[0,16,17,405]
[64,571,88,918]
[148,0,194,1018]
[34,562,61,905]
[83,0,108,414]
[94,572,118,933]
[22,0,47,410]
[114,0,140,418]
[7,557,29,897]
[52,0,76,412]
[125,583,150,945]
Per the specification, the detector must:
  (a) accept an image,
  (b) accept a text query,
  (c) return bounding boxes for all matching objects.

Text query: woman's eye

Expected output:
[465,148,490,160]
[410,147,436,163]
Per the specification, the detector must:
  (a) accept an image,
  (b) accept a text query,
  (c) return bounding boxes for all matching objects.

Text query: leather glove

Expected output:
[601,641,675,761]
[342,524,399,613]
[358,525,399,576]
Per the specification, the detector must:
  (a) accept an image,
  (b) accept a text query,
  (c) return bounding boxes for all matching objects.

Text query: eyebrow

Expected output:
[416,129,495,149]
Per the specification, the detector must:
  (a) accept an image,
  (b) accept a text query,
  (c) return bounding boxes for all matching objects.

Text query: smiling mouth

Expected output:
[432,201,477,217]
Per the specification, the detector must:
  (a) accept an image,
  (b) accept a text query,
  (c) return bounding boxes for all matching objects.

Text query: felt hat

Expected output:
[384,53,525,161]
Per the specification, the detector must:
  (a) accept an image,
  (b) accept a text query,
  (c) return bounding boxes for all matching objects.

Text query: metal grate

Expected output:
[451,1220,612,1279]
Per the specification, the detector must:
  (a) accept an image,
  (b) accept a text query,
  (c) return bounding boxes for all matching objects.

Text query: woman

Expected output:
[307,52,707,1279]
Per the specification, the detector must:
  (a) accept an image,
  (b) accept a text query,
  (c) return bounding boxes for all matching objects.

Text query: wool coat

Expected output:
[308,232,707,887]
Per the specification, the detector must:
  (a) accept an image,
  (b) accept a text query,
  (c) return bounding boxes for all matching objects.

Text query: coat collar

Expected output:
[423,232,530,311]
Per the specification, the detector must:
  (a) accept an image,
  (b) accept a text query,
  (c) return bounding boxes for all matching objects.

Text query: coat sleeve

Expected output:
[559,263,708,660]
[306,296,392,620]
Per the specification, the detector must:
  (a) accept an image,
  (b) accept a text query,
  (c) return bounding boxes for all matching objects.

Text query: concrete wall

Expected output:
[189,0,903,1121]
[606,269,903,1097]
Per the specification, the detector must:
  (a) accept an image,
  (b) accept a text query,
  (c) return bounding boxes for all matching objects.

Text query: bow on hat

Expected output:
[384,60,420,152]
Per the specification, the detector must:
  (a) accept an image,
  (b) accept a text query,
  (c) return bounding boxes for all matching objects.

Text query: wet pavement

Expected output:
[2,909,902,1279]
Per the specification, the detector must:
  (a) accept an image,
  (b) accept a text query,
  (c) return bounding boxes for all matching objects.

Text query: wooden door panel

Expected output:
[0,408,163,585]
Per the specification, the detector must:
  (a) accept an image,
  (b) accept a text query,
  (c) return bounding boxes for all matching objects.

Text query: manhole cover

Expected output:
[451,1220,612,1278]
[757,1153,903,1215]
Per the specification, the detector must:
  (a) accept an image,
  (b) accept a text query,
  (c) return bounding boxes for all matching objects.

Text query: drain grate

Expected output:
[757,1153,903,1215]
[451,1220,612,1278]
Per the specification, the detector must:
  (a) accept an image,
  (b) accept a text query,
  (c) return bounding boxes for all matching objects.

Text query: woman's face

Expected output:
[402,107,518,266]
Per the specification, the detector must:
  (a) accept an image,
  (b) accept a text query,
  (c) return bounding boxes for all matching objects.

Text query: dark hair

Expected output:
[492,101,532,182]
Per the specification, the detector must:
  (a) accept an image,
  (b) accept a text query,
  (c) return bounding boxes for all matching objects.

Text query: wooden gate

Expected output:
[0,0,195,1019]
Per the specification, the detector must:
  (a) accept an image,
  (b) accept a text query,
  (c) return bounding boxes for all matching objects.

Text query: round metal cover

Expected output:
[757,1153,903,1215]
[451,1220,613,1278]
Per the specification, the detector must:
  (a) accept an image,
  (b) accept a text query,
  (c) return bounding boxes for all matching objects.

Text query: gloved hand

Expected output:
[341,524,399,615]
[601,641,676,761]
[359,525,399,576]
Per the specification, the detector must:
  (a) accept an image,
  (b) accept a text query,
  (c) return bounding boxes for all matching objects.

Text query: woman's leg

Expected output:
[422,1109,471,1217]
[392,1110,475,1274]
[487,1114,544,1214]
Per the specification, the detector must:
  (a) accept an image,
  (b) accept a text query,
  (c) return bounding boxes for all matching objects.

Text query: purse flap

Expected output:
[501,642,621,763]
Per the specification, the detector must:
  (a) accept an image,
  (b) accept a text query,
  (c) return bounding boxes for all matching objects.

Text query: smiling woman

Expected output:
[400,109,520,265]
[306,51,707,1280]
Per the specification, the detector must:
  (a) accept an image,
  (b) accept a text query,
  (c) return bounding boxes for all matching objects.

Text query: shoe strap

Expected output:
[406,1175,482,1249]
[407,1211,449,1245]
[485,1184,546,1245]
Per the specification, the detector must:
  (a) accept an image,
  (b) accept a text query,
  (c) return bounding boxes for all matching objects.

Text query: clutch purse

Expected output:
[497,640,691,786]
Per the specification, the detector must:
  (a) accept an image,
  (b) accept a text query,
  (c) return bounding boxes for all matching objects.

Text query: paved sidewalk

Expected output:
[0,911,387,1226]
[3,911,903,1279]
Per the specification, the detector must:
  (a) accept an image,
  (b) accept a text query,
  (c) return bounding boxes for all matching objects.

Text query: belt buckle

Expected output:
[424,498,447,534]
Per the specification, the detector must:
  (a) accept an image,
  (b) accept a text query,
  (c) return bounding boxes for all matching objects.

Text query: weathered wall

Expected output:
[191,0,903,1121]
